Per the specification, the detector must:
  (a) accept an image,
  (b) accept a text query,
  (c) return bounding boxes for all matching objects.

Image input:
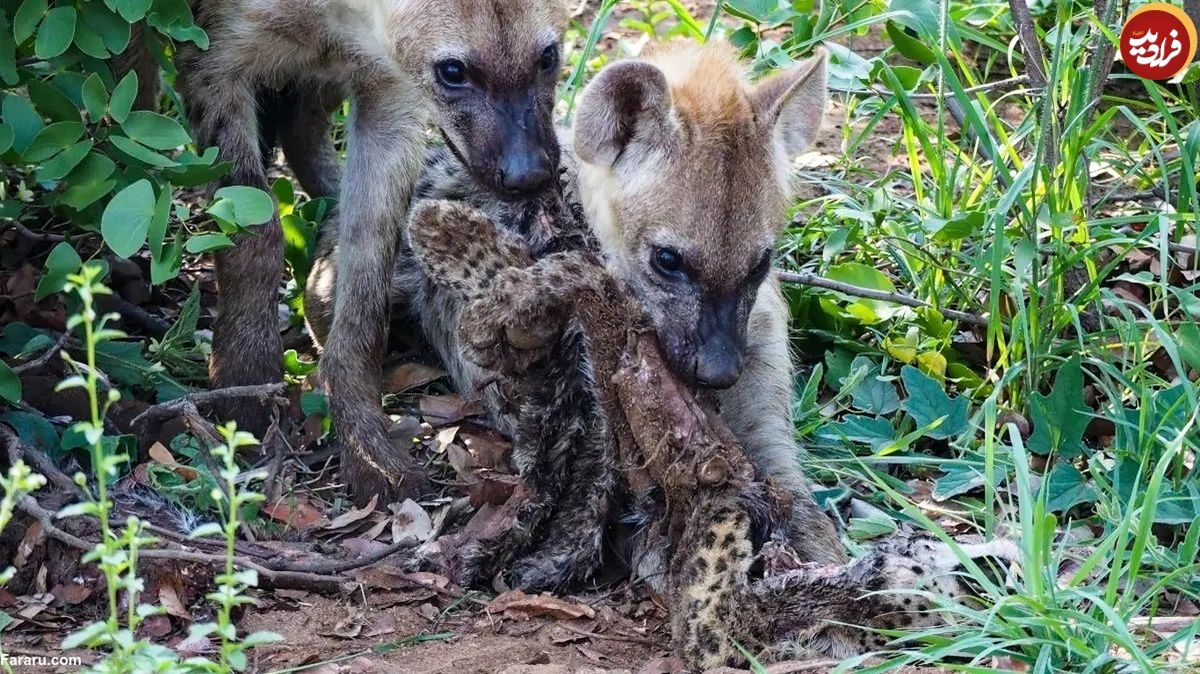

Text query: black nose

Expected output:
[694,350,744,390]
[498,151,554,195]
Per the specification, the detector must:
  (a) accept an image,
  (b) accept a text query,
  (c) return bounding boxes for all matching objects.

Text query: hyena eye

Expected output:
[435,59,469,88]
[651,247,686,279]
[749,250,773,282]
[539,45,560,73]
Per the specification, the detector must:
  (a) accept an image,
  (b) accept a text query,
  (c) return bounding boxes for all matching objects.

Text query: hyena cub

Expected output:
[172,0,568,503]
[308,41,845,585]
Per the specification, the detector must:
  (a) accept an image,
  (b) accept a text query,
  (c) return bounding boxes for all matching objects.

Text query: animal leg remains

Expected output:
[408,201,1016,668]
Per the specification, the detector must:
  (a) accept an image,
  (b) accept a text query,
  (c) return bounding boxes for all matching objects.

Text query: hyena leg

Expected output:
[278,82,344,200]
[319,74,432,504]
[177,49,283,434]
[507,413,616,591]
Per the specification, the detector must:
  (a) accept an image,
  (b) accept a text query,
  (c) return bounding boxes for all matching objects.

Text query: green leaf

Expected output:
[931,210,983,244]
[101,179,155,258]
[109,134,177,167]
[0,360,20,403]
[847,513,898,541]
[79,1,129,55]
[0,410,60,454]
[1042,462,1097,512]
[26,78,80,123]
[817,414,894,452]
[61,177,116,210]
[81,73,107,121]
[35,241,82,300]
[189,522,223,538]
[3,93,45,154]
[120,110,189,150]
[34,6,75,59]
[885,20,936,65]
[901,365,969,440]
[0,123,12,154]
[150,236,183,284]
[114,0,152,22]
[1176,322,1200,373]
[36,138,92,181]
[94,340,153,387]
[72,21,107,58]
[21,121,84,162]
[184,233,234,253]
[847,356,901,416]
[1027,354,1092,457]
[13,0,48,44]
[108,70,138,124]
[210,186,275,227]
[824,262,902,324]
[933,462,1002,500]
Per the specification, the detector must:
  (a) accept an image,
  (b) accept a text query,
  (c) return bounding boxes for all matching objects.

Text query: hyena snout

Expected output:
[689,297,747,390]
[493,100,557,197]
[694,336,744,389]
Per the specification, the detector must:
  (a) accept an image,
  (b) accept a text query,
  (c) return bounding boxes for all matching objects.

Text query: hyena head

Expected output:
[573,41,827,389]
[404,0,569,200]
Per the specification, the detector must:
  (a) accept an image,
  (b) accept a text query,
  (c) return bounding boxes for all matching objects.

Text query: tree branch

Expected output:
[776,270,989,328]
[1008,0,1048,87]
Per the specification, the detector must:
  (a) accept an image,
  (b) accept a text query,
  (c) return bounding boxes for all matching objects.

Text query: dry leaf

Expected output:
[15,520,43,568]
[49,582,92,606]
[389,499,433,544]
[324,609,366,639]
[384,362,446,393]
[140,614,173,639]
[419,394,483,425]
[264,497,326,530]
[460,428,512,470]
[326,494,379,531]
[468,473,522,508]
[364,614,398,638]
[433,426,460,453]
[158,581,191,621]
[485,590,596,621]
[149,442,175,465]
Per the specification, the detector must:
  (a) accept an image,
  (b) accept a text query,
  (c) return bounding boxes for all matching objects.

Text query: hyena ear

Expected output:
[573,60,676,169]
[751,48,827,158]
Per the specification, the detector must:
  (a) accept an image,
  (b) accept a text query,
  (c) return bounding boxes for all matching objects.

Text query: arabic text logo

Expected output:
[1120,3,1197,80]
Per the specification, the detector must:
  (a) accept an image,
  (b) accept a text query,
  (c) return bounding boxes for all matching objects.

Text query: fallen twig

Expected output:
[1,423,83,497]
[15,493,413,593]
[869,75,1033,101]
[555,622,663,647]
[776,270,989,328]
[12,332,71,375]
[132,383,288,429]
[112,296,172,337]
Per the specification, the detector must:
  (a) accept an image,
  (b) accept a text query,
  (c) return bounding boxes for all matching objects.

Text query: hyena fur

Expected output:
[307,41,846,587]
[148,0,570,504]
[402,195,1020,670]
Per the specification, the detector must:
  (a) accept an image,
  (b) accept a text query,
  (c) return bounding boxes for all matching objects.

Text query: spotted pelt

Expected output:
[404,198,1019,669]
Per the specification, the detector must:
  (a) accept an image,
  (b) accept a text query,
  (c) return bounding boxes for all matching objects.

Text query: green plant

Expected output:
[0,459,47,674]
[49,264,277,673]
